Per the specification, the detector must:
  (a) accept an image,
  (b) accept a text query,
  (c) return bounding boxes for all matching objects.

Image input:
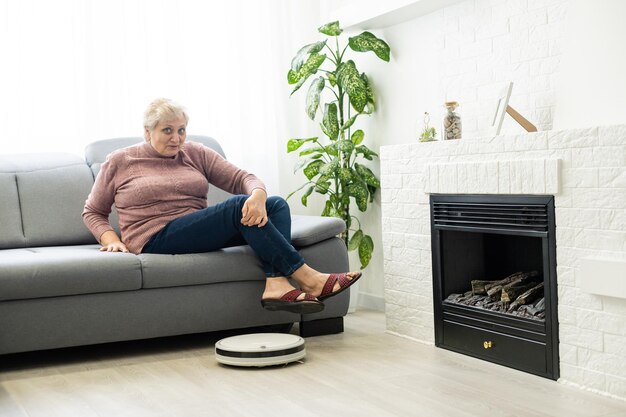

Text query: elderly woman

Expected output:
[83,98,360,314]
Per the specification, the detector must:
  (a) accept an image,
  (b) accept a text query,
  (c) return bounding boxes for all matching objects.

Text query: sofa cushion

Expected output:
[0,245,142,301]
[290,215,346,247]
[0,153,97,249]
[139,245,264,289]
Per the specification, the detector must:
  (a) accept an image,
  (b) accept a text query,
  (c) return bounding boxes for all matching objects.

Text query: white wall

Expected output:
[553,0,626,129]
[0,0,324,195]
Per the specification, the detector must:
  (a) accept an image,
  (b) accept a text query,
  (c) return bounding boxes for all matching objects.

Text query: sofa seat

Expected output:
[0,245,142,301]
[139,246,264,289]
[0,215,346,299]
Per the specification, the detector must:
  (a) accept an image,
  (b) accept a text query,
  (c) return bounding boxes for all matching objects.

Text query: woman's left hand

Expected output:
[241,189,268,227]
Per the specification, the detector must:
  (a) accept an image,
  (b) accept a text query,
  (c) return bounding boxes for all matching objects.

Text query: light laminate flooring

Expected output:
[1,310,625,417]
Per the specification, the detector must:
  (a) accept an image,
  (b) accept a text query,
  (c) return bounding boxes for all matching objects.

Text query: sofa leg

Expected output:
[299,317,344,337]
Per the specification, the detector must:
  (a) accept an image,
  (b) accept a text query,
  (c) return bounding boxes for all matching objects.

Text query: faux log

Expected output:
[472,271,539,301]
[471,271,523,295]
[501,281,538,302]
[472,271,539,296]
[516,297,546,318]
[508,283,544,312]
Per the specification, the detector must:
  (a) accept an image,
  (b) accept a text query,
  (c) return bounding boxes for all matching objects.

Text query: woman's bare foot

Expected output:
[262,277,311,301]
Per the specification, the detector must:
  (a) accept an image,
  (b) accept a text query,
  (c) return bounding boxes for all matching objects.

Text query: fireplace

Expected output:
[430,194,559,380]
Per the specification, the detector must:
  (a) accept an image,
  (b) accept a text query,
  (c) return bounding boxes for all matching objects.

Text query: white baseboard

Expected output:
[357,292,385,311]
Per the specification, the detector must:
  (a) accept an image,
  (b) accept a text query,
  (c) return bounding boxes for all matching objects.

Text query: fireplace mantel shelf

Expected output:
[328,0,463,30]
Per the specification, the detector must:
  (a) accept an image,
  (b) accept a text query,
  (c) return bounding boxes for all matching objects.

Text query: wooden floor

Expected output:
[1,310,625,417]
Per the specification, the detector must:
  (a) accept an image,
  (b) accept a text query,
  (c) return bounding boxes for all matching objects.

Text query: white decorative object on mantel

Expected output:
[489,82,538,136]
[380,124,626,400]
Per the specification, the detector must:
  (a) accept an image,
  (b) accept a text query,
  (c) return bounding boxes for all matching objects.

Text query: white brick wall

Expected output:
[440,0,569,138]
[380,124,626,400]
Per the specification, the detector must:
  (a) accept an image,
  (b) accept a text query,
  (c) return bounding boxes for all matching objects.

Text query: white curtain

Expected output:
[0,0,310,193]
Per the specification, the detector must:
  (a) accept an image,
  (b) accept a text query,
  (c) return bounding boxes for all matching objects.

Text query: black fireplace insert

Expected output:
[430,194,559,379]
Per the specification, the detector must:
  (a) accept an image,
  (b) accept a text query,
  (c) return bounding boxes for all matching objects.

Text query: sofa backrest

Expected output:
[0,153,97,249]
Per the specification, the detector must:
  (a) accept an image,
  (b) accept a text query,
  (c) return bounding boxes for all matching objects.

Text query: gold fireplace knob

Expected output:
[483,341,493,349]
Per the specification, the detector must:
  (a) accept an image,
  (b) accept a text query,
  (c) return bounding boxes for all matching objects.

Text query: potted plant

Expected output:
[286,21,391,268]
[419,112,437,142]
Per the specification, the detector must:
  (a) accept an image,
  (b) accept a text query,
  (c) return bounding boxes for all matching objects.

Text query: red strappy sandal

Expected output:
[261,289,324,314]
[318,272,362,301]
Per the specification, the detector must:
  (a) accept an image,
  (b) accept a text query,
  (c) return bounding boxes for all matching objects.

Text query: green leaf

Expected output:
[347,182,369,212]
[355,145,379,160]
[289,76,308,96]
[337,139,354,154]
[306,77,325,120]
[358,234,374,268]
[367,184,377,202]
[298,147,319,156]
[351,129,364,145]
[325,143,338,156]
[336,60,368,113]
[303,159,324,180]
[301,186,314,206]
[322,103,339,140]
[318,21,342,36]
[355,163,380,188]
[287,137,317,153]
[348,31,391,62]
[348,229,363,251]
[321,200,332,217]
[361,73,376,108]
[314,176,331,194]
[328,72,337,87]
[291,40,327,72]
[342,115,358,130]
[287,53,326,86]
[339,167,352,182]
[319,158,340,176]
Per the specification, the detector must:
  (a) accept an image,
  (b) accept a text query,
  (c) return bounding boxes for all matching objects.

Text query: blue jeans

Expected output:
[142,195,305,278]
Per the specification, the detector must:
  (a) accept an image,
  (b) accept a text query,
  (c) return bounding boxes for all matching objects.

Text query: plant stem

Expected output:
[326,86,340,101]
[324,44,338,64]
[333,36,351,244]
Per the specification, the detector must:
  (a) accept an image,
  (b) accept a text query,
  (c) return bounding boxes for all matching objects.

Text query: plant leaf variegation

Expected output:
[286,21,391,269]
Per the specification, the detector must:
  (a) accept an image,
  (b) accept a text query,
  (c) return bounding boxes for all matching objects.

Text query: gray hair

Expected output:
[143,98,189,138]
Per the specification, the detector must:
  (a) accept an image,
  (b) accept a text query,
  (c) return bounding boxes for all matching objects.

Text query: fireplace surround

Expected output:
[380,125,626,399]
[430,194,558,379]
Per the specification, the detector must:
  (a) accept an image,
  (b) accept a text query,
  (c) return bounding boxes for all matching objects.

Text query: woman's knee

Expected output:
[266,195,290,213]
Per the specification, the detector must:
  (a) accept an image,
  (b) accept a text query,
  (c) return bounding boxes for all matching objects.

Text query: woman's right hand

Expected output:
[100,241,129,253]
[99,230,129,253]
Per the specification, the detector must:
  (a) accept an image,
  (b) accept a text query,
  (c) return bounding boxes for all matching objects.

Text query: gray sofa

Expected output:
[0,136,349,355]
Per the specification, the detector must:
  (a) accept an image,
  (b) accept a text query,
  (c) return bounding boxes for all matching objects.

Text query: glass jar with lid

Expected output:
[443,101,462,140]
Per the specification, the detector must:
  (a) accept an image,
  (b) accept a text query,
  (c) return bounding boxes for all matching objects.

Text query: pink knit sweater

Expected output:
[82,141,266,254]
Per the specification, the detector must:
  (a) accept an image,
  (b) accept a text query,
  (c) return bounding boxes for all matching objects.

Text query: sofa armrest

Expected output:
[290,215,346,247]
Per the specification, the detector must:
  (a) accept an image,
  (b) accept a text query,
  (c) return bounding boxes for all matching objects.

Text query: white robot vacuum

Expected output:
[215,333,306,367]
